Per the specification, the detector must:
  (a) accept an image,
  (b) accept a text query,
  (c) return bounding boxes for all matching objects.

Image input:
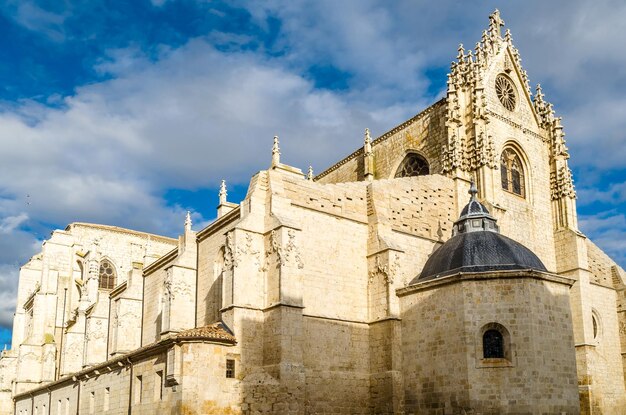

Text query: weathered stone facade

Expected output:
[3,10,626,415]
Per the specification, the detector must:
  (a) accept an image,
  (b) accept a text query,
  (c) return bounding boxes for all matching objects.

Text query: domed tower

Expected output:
[419,181,547,281]
[397,183,579,415]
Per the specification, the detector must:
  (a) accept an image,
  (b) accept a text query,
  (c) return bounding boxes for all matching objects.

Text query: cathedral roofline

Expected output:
[64,222,177,244]
[143,247,178,276]
[12,323,236,400]
[315,98,446,180]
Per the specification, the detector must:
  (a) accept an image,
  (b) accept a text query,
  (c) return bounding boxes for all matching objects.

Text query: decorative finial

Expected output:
[504,28,512,43]
[184,211,192,231]
[307,166,314,181]
[457,44,465,61]
[271,135,281,167]
[535,84,544,101]
[219,180,227,204]
[469,179,478,201]
[490,9,505,37]
[364,128,372,155]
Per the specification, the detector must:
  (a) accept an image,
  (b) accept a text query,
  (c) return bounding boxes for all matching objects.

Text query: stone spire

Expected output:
[306,166,314,181]
[184,211,192,231]
[364,128,372,155]
[364,128,374,181]
[219,179,227,204]
[271,135,281,167]
[217,179,237,218]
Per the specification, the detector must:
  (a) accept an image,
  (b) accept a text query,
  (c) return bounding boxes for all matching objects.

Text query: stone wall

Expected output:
[399,272,579,415]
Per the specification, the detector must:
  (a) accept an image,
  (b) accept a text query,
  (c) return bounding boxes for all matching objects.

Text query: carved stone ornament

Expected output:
[163,268,191,301]
[285,230,304,269]
[368,254,400,285]
[550,165,576,200]
[223,232,238,270]
[261,229,304,271]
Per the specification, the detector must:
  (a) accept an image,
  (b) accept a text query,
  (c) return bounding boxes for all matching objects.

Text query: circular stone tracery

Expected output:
[495,74,516,111]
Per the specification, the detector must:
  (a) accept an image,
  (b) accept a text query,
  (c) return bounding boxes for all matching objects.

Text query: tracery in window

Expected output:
[495,74,517,111]
[483,329,504,358]
[394,153,429,178]
[99,260,116,290]
[500,148,525,197]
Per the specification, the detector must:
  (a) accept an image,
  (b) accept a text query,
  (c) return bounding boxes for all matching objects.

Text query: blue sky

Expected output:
[0,0,625,343]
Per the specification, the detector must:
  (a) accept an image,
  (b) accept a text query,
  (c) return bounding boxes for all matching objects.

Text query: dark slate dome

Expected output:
[418,181,547,281]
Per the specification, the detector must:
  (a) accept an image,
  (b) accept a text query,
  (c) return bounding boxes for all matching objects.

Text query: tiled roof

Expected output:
[175,322,236,343]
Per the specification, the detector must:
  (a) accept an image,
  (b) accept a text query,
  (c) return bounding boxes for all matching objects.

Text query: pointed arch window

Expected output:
[99,260,116,290]
[500,148,525,197]
[395,153,429,178]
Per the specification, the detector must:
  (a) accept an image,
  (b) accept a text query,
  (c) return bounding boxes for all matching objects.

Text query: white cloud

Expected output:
[7,1,68,42]
[0,214,28,234]
[579,210,626,266]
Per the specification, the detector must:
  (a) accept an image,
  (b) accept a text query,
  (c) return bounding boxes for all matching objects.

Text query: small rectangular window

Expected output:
[65,398,70,415]
[104,387,110,411]
[226,359,235,378]
[57,400,62,415]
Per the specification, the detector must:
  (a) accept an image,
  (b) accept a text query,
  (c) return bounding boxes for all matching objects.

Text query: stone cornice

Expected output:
[65,222,177,245]
[397,269,575,297]
[196,207,241,242]
[143,248,178,277]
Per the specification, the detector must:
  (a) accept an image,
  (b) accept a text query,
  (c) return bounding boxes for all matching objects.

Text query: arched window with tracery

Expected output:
[500,147,525,197]
[395,153,429,178]
[99,260,116,290]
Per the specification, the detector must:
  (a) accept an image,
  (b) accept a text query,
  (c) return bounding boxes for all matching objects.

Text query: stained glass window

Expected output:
[500,148,525,197]
[483,329,504,358]
[99,260,116,290]
[395,153,429,178]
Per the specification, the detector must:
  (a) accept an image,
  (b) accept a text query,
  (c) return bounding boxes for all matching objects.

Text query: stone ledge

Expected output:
[397,269,575,296]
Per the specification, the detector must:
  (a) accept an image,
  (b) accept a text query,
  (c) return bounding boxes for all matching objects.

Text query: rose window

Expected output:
[495,75,516,111]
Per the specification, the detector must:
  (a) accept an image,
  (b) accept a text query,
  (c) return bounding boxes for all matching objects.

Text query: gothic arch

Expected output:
[393,151,430,178]
[500,142,529,199]
[99,258,117,290]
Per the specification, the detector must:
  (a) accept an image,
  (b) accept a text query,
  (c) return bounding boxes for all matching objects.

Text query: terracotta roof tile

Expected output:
[175,322,236,343]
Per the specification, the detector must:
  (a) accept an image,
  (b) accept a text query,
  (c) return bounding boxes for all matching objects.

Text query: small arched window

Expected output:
[483,329,504,358]
[500,148,525,197]
[99,260,116,290]
[395,153,429,178]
